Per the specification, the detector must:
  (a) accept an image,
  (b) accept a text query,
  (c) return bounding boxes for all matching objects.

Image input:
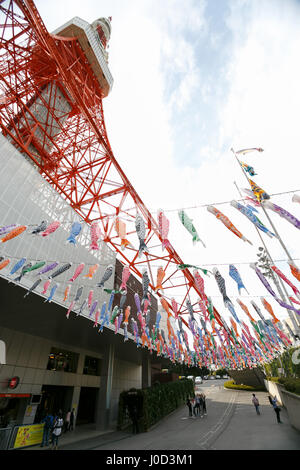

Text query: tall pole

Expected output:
[231,149,300,337]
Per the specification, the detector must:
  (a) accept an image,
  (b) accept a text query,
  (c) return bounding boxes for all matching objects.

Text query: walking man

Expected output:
[186,398,192,417]
[271,397,282,423]
[252,394,260,415]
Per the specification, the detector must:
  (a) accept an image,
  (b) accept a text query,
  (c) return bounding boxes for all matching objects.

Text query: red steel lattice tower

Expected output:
[0,0,236,353]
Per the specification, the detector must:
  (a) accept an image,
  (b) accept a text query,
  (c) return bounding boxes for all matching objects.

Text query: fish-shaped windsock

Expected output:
[77,299,87,316]
[240,161,257,177]
[115,218,131,250]
[0,224,16,236]
[67,222,82,245]
[110,306,119,324]
[227,301,241,324]
[26,261,46,274]
[63,284,71,302]
[141,269,150,305]
[84,263,99,279]
[250,263,300,315]
[48,263,72,280]
[0,225,27,243]
[45,283,59,303]
[292,194,300,204]
[97,264,113,288]
[89,221,101,251]
[193,269,206,297]
[157,209,171,250]
[171,298,179,319]
[230,200,276,238]
[234,147,264,155]
[107,291,115,313]
[213,268,232,307]
[24,278,42,298]
[0,259,10,270]
[155,266,165,292]
[41,221,60,237]
[69,263,85,282]
[289,262,300,282]
[42,279,51,295]
[14,262,32,282]
[248,179,270,203]
[155,312,161,330]
[120,292,127,310]
[186,299,195,321]
[260,297,279,323]
[88,289,94,308]
[120,265,130,292]
[229,264,248,295]
[135,214,148,257]
[160,297,172,317]
[31,220,47,235]
[263,201,300,230]
[134,293,142,314]
[271,265,300,298]
[37,262,59,276]
[207,206,252,244]
[123,306,131,325]
[9,258,26,276]
[89,301,98,318]
[74,286,83,303]
[178,210,205,247]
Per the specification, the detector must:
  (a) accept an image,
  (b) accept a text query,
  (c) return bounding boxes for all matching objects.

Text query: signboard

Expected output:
[13,423,44,449]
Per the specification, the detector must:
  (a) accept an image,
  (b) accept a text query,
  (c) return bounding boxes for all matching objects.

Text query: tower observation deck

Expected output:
[0,0,240,365]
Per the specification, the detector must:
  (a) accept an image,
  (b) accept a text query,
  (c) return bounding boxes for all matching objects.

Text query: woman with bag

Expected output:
[51,411,64,450]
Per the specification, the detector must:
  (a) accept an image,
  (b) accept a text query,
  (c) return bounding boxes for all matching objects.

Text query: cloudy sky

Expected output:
[35,0,300,330]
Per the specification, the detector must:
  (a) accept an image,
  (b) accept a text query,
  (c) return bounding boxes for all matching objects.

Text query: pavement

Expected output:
[20,379,300,451]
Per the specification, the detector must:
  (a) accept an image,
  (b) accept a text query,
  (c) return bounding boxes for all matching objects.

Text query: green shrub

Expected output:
[224,380,265,391]
[118,379,194,432]
[277,377,300,396]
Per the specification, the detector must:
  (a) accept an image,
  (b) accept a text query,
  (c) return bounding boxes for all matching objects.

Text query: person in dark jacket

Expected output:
[186,398,192,417]
[40,410,54,447]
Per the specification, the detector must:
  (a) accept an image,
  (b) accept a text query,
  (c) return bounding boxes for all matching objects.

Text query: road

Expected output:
[58,378,300,451]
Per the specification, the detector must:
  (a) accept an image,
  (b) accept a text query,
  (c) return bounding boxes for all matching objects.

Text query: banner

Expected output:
[13,423,44,449]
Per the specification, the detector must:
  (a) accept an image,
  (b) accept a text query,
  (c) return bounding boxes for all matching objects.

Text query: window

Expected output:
[47,347,79,373]
[83,356,101,376]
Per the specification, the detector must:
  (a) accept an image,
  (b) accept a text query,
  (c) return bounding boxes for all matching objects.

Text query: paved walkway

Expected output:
[21,383,300,451]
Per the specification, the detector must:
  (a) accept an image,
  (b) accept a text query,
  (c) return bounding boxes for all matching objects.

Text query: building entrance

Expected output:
[35,385,73,423]
[76,387,98,425]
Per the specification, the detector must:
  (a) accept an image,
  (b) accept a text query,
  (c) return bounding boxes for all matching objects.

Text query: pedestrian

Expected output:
[40,410,54,447]
[274,405,282,423]
[268,395,273,406]
[271,397,278,409]
[69,408,75,431]
[51,411,64,450]
[199,394,204,418]
[202,393,207,416]
[186,398,192,417]
[252,393,260,415]
[194,395,200,416]
[64,409,71,432]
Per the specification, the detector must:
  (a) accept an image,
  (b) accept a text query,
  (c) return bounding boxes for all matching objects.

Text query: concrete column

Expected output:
[142,351,151,389]
[95,343,115,430]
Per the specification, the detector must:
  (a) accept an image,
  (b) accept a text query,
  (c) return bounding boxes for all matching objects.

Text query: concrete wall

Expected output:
[263,380,286,406]
[281,390,300,432]
[264,379,300,432]
[228,367,266,388]
[0,326,101,396]
[110,358,142,425]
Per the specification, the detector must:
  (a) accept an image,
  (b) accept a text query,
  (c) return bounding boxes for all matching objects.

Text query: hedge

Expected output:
[224,380,266,392]
[118,379,194,432]
[277,377,300,396]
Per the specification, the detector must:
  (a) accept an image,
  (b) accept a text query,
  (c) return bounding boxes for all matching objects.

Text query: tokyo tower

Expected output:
[0,0,234,349]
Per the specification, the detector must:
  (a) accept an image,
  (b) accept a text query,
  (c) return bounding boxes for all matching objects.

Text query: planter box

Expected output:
[281,389,300,432]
